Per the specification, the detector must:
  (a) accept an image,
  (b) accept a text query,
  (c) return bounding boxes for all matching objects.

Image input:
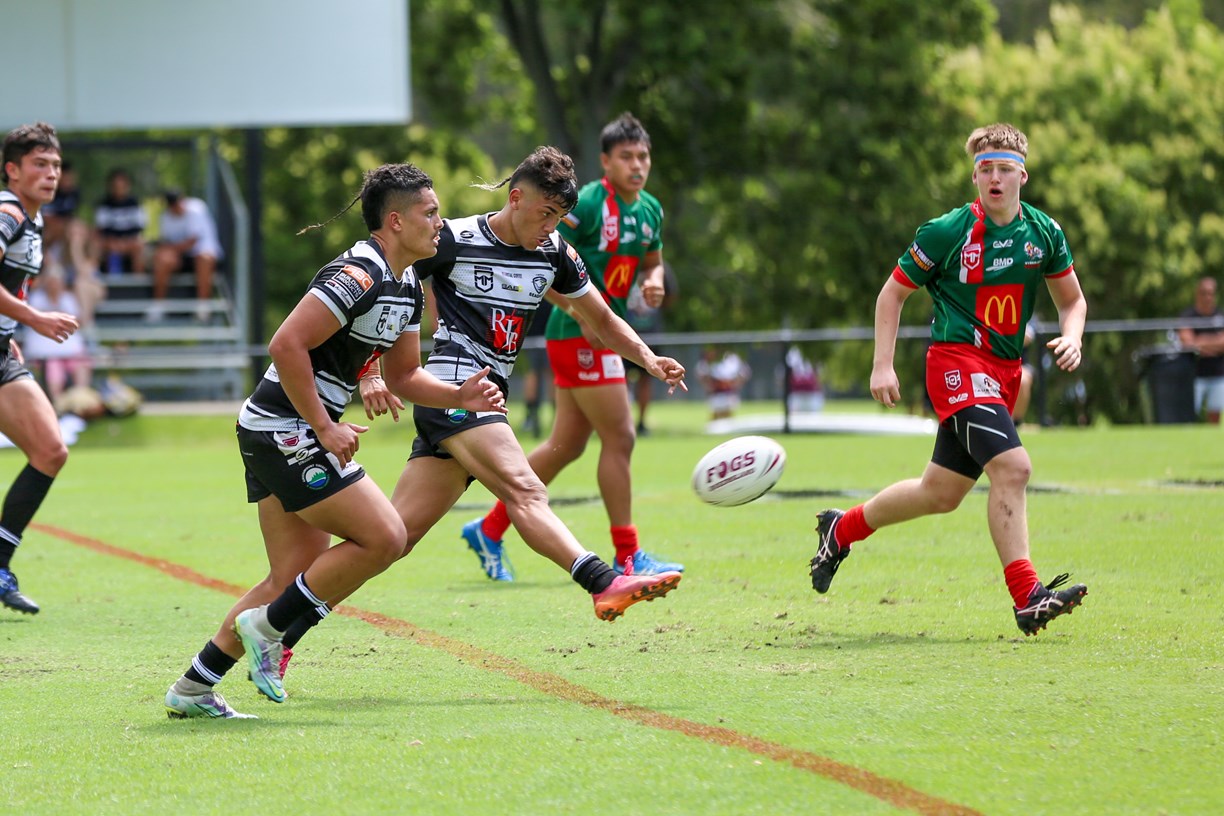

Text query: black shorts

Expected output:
[0,350,34,386]
[409,404,509,461]
[930,403,1023,480]
[237,424,366,512]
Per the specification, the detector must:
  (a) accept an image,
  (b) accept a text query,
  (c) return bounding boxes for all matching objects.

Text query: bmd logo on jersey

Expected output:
[302,466,330,490]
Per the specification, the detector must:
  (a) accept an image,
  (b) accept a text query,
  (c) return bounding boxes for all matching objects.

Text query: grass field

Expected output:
[1,400,1221,815]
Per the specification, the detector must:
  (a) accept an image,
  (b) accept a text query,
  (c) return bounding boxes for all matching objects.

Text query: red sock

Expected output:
[483,501,512,541]
[833,505,874,550]
[1003,558,1039,608]
[611,525,639,567]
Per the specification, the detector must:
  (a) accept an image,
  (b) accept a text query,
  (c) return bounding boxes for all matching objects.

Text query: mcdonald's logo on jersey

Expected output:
[975,284,1024,335]
[603,255,639,299]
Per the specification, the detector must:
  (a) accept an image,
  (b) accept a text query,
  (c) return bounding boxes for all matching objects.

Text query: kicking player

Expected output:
[808,123,1090,636]
[464,113,685,580]
[274,146,687,674]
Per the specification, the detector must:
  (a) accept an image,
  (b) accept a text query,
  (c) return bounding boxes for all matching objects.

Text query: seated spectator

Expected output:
[784,345,824,413]
[150,188,222,322]
[94,168,147,275]
[697,347,752,420]
[23,267,93,408]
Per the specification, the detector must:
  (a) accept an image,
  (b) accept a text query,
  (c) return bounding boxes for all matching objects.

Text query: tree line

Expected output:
[231,0,1224,422]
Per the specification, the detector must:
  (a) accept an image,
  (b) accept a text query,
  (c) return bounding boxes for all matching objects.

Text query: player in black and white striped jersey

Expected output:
[275,148,688,666]
[166,163,506,718]
[0,122,80,617]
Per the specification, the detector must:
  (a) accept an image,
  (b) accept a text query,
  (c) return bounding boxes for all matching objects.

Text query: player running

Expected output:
[808,123,1089,636]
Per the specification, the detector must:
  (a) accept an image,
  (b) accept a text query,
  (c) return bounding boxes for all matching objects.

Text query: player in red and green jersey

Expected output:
[809,123,1091,636]
[465,113,686,579]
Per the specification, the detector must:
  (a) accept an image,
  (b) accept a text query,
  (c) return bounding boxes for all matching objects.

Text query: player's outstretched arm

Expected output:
[870,276,915,409]
[567,289,687,393]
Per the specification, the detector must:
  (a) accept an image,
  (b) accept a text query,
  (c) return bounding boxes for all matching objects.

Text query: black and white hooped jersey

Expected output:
[0,190,43,346]
[415,213,592,391]
[239,239,424,432]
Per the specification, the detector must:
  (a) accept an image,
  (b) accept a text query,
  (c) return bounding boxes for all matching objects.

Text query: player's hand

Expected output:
[32,310,79,343]
[1047,335,1083,371]
[870,365,901,409]
[317,420,366,468]
[360,375,403,422]
[458,366,508,414]
[640,277,665,309]
[651,356,688,395]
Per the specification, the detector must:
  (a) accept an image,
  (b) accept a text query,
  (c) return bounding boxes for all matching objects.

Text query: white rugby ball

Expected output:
[691,435,786,507]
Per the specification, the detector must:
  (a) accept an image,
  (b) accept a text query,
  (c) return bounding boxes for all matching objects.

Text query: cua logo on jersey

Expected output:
[302,466,329,490]
[489,307,523,352]
[944,370,962,390]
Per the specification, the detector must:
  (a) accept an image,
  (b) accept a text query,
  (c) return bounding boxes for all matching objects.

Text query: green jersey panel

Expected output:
[894,201,1074,360]
[546,179,664,340]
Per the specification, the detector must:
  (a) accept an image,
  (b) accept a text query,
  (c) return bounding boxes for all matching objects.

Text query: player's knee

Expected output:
[366,517,409,568]
[31,442,68,475]
[928,489,966,514]
[503,474,549,515]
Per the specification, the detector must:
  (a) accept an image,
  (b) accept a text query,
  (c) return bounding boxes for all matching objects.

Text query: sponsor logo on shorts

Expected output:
[947,393,968,405]
[446,409,470,424]
[970,372,1002,399]
[302,465,329,490]
[578,348,595,369]
[944,369,962,390]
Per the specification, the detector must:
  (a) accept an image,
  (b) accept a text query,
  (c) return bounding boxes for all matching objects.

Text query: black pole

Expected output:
[245,128,265,383]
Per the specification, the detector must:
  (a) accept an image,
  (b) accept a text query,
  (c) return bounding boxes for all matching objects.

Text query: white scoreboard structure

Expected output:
[3,0,411,131]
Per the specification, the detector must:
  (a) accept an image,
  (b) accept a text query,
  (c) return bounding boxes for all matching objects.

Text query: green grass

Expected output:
[1,401,1221,814]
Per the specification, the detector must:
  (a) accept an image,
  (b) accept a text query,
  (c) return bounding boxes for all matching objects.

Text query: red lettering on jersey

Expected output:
[489,307,524,352]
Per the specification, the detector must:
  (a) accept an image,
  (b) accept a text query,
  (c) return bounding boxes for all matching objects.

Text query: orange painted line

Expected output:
[33,522,981,816]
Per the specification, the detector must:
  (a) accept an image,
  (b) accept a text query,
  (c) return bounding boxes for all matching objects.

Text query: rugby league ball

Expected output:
[691,435,786,507]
